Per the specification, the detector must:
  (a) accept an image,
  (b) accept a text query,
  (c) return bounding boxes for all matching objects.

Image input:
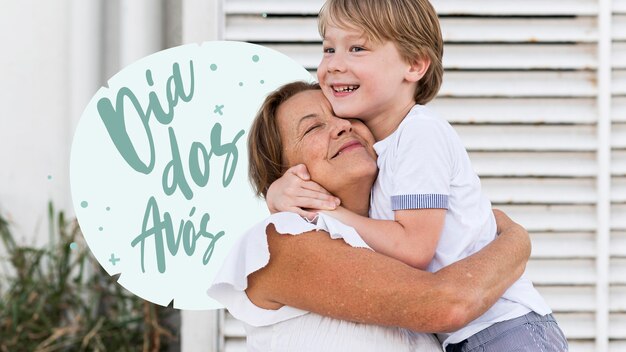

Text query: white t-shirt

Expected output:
[207,212,442,352]
[370,104,551,347]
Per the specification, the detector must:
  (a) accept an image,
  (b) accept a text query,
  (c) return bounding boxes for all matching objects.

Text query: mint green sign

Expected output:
[70,41,313,310]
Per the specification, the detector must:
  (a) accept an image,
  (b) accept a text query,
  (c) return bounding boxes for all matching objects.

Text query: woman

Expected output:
[208,82,531,351]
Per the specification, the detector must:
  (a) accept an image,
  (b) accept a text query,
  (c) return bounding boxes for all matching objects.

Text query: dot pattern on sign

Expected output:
[70,41,313,309]
[109,253,120,266]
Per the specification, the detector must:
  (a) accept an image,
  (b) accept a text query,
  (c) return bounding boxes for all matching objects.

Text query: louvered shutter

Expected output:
[217,1,622,351]
[612,1,626,352]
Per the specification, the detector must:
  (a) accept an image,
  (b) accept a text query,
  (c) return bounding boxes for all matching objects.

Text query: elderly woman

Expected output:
[208,82,531,352]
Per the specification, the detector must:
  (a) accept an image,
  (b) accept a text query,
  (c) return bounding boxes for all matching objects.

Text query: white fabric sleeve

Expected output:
[390,117,455,211]
[206,212,371,327]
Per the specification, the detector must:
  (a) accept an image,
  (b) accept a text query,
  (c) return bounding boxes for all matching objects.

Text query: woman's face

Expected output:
[276,89,377,195]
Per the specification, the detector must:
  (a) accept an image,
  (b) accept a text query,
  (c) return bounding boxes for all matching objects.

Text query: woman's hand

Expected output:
[266,164,340,220]
[493,209,529,244]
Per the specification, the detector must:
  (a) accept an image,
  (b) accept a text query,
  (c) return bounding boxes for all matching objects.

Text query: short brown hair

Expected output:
[248,81,321,198]
[318,0,443,105]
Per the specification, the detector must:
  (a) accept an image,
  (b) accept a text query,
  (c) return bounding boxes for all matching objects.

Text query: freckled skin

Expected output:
[245,92,531,333]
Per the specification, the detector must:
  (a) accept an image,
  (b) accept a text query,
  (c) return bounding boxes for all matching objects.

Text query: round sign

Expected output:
[70,41,314,309]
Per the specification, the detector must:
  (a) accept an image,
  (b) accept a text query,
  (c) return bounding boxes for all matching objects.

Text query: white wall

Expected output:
[0,1,217,351]
[0,0,178,244]
[0,0,73,245]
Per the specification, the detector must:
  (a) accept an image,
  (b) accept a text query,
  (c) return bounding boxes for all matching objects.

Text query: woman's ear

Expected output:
[405,56,431,83]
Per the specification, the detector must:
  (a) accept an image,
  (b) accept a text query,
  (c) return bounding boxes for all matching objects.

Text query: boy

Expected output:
[266,0,568,351]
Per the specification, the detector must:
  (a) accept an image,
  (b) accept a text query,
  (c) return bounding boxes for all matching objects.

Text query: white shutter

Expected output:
[218,1,622,351]
[613,0,626,351]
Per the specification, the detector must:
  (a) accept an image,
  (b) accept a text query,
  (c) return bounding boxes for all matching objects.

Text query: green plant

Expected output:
[0,203,178,352]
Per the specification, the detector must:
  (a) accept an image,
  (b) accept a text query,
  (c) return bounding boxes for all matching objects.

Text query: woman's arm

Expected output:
[246,210,530,333]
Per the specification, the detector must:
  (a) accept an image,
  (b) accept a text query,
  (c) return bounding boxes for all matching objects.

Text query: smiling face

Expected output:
[276,89,378,196]
[317,23,424,137]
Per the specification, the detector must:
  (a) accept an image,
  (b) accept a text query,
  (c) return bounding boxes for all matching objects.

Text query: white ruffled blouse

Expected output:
[207,212,443,352]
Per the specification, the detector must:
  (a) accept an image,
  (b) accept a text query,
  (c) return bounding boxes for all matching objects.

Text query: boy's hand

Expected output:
[266,164,340,220]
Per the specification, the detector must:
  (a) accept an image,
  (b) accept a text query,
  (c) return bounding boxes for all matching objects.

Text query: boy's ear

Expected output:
[405,56,431,83]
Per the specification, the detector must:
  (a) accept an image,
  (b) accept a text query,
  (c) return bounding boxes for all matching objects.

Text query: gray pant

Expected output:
[446,312,568,352]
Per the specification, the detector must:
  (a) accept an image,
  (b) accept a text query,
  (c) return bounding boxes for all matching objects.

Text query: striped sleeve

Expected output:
[391,194,449,210]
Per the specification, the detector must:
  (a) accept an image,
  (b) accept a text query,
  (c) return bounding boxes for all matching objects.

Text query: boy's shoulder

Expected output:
[398,104,454,135]
[375,104,458,158]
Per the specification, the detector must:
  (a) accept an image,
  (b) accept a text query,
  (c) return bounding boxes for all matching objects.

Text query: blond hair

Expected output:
[248,81,321,198]
[318,0,443,105]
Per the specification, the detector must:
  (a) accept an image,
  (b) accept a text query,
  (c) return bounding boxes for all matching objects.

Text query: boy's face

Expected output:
[318,23,421,125]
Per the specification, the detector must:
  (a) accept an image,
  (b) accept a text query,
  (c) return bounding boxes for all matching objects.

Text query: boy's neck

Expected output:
[365,99,417,142]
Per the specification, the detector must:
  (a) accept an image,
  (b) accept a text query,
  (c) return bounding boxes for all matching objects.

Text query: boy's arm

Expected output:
[328,115,455,269]
[325,206,444,269]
